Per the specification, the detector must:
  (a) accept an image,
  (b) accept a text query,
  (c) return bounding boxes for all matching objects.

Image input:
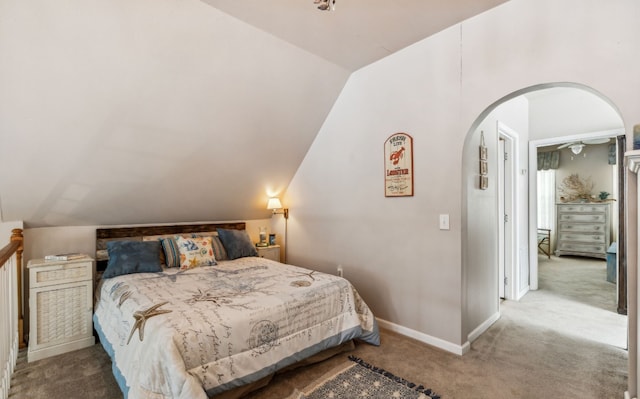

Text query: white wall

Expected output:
[0,221,23,247]
[528,88,625,139]
[465,96,529,334]
[286,23,466,348]
[555,144,615,203]
[285,0,640,352]
[0,0,349,227]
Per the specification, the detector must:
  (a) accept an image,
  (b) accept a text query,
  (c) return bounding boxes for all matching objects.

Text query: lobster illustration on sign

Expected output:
[389,146,405,165]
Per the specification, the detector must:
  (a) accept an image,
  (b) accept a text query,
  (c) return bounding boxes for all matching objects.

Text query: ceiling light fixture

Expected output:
[569,144,585,155]
[315,0,336,11]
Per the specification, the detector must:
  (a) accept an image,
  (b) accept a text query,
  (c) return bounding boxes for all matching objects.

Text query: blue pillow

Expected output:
[103,240,163,278]
[216,229,258,260]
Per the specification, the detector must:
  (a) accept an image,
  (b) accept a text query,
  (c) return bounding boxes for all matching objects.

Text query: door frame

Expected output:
[497,121,518,300]
[527,128,624,290]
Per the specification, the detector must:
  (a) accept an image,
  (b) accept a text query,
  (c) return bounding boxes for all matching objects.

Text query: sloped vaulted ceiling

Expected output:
[201,0,509,71]
[0,0,507,227]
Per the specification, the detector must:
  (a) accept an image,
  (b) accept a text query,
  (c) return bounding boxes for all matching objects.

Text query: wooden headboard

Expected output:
[95,222,246,272]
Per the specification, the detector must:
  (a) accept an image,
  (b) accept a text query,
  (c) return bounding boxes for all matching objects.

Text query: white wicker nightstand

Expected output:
[27,256,95,362]
[256,245,280,262]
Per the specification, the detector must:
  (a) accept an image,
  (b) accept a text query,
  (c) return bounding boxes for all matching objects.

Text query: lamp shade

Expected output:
[267,197,283,210]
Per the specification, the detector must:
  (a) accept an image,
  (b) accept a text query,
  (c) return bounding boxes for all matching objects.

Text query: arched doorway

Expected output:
[463,82,626,345]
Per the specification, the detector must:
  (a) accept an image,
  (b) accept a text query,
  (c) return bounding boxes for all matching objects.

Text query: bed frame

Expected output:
[95,222,246,272]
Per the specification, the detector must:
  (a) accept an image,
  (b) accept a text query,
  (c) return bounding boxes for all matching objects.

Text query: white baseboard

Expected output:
[467,312,500,343]
[516,285,530,301]
[376,312,501,356]
[376,318,467,356]
[27,336,95,363]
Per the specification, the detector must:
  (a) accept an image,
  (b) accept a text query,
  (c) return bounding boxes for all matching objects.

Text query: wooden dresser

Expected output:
[555,203,610,259]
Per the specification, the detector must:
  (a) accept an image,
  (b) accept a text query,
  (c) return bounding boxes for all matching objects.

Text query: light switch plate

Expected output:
[439,214,450,230]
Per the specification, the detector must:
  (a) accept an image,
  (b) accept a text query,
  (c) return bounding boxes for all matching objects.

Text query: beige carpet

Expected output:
[9,255,628,398]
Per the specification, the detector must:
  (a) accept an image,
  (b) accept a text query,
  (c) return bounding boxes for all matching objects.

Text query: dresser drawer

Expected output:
[29,260,93,288]
[558,222,605,233]
[556,242,606,254]
[557,232,605,244]
[558,204,607,214]
[558,213,606,223]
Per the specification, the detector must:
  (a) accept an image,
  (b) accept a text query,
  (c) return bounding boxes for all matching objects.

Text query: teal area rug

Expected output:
[288,356,440,399]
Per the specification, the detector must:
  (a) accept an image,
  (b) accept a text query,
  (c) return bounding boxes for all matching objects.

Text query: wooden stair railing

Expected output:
[0,229,25,348]
[0,228,23,399]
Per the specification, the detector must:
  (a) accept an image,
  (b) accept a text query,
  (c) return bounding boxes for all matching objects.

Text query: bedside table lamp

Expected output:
[267,197,288,263]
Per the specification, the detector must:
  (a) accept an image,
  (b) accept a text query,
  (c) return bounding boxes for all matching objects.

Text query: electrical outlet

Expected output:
[337,265,343,277]
[439,214,450,230]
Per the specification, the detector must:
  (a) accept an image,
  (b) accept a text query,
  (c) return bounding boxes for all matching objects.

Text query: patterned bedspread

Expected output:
[93,257,379,398]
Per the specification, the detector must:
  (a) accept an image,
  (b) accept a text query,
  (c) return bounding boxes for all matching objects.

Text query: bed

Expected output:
[93,222,380,399]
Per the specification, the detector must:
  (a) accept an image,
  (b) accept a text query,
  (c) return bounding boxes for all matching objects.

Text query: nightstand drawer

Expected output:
[256,245,280,262]
[29,260,92,288]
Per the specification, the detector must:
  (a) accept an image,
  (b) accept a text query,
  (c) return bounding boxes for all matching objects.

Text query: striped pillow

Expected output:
[211,235,228,261]
[160,237,180,268]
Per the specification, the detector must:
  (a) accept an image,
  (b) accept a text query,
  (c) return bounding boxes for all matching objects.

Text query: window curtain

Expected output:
[537,150,559,240]
[537,151,560,171]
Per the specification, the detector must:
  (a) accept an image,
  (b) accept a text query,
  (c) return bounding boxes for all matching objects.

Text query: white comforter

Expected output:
[93,257,379,398]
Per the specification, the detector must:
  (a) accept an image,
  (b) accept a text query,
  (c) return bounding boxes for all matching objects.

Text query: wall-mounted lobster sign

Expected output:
[384,132,414,197]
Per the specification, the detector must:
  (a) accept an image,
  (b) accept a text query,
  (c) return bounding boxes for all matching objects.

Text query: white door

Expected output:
[498,138,506,299]
[497,122,516,300]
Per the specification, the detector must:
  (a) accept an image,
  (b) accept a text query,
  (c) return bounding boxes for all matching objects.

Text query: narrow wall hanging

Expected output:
[384,132,414,197]
[479,131,488,190]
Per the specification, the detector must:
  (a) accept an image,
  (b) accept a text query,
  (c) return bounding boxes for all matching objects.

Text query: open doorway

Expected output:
[530,131,626,348]
[524,86,627,349]
[525,87,625,293]
[531,135,626,289]
[463,82,628,349]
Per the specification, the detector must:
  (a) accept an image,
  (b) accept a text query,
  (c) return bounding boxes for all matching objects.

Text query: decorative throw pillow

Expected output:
[103,240,163,279]
[160,237,181,268]
[176,236,216,270]
[211,235,228,261]
[216,228,258,260]
[142,236,167,265]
